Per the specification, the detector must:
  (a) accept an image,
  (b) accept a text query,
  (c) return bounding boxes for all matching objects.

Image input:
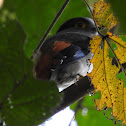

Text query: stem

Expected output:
[31,0,70,60]
[83,0,105,37]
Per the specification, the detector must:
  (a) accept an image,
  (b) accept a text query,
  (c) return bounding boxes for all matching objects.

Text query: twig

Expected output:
[83,0,105,37]
[52,76,94,114]
[31,0,70,60]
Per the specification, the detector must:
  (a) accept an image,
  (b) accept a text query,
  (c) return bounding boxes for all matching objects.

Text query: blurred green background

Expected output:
[0,0,126,125]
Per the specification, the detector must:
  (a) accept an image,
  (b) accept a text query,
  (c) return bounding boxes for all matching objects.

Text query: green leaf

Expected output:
[108,42,117,58]
[120,35,126,42]
[116,72,126,87]
[0,19,60,126]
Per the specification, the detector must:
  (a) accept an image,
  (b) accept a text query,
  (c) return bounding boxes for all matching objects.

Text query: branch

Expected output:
[53,76,94,113]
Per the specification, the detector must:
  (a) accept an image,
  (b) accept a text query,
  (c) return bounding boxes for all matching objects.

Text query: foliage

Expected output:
[88,0,126,124]
[1,0,90,58]
[0,16,60,126]
[88,34,126,124]
[0,0,90,125]
[93,0,118,29]
[0,0,126,125]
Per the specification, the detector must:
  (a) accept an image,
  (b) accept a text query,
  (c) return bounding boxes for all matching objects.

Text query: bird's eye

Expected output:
[76,22,86,28]
[76,22,83,27]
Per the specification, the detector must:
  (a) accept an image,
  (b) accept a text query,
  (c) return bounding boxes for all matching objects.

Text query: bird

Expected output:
[33,17,97,91]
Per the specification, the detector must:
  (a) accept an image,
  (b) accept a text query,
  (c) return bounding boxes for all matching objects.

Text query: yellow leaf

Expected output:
[93,0,118,29]
[88,34,126,124]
